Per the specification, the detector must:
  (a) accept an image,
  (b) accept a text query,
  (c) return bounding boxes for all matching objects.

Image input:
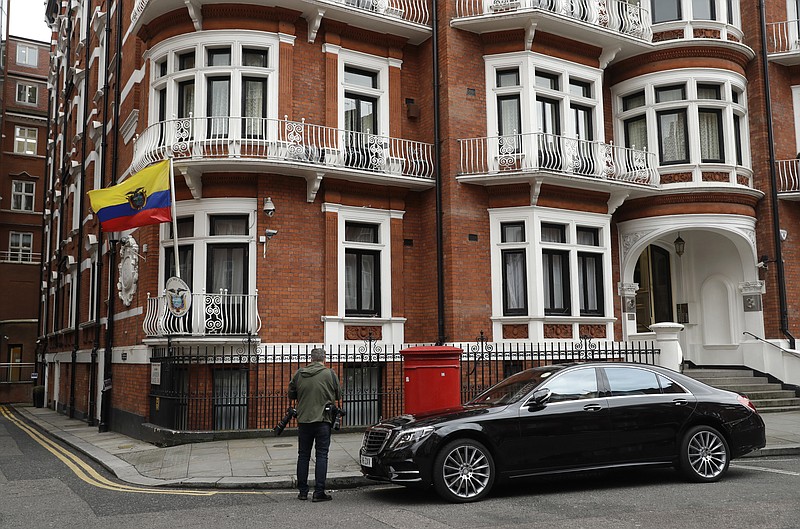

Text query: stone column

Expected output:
[649,322,685,372]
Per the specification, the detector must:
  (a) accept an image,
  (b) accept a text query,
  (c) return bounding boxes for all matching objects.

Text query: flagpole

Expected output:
[169,157,181,279]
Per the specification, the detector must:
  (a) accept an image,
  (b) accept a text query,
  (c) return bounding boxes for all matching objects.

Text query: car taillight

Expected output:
[738,394,758,413]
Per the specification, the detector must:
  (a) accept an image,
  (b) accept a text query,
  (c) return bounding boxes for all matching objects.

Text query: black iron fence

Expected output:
[149,336,659,432]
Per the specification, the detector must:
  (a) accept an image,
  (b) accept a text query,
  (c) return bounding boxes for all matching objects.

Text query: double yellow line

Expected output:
[0,406,269,496]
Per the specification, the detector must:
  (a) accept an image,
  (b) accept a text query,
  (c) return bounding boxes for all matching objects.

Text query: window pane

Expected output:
[178,52,195,70]
[243,49,268,67]
[543,369,598,402]
[659,374,687,394]
[207,78,231,137]
[699,110,723,162]
[165,245,194,285]
[360,253,376,311]
[623,91,646,111]
[543,250,569,314]
[658,110,688,163]
[344,67,378,88]
[345,252,358,310]
[207,48,231,66]
[624,115,648,150]
[655,85,685,102]
[243,78,266,118]
[733,114,743,165]
[697,84,721,100]
[569,79,591,98]
[693,0,715,20]
[345,222,379,243]
[501,222,525,243]
[168,217,195,239]
[497,68,520,88]
[535,72,559,90]
[210,216,248,236]
[653,0,680,22]
[577,227,599,246]
[605,367,661,396]
[503,250,527,315]
[571,104,593,141]
[178,81,195,118]
[541,223,565,243]
[498,95,521,137]
[208,245,246,294]
[578,252,603,315]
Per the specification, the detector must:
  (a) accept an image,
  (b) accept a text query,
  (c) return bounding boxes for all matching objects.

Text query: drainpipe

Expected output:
[99,0,125,433]
[759,0,796,349]
[432,0,445,345]
[37,78,53,382]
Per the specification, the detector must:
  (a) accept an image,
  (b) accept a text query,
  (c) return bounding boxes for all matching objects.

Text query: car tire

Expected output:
[678,425,730,483]
[432,439,495,503]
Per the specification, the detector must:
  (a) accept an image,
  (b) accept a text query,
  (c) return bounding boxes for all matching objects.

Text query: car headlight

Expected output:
[388,426,435,451]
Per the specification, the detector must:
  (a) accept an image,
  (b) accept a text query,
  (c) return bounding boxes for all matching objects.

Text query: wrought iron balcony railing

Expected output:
[132,116,435,182]
[777,159,800,194]
[144,291,261,337]
[458,132,659,186]
[766,19,800,55]
[454,0,652,41]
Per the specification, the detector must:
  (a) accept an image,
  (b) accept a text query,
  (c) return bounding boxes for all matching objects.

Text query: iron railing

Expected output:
[776,159,800,193]
[458,131,659,186]
[148,337,659,432]
[143,291,261,337]
[766,19,800,55]
[0,363,36,383]
[454,0,652,41]
[0,251,41,264]
[132,116,435,181]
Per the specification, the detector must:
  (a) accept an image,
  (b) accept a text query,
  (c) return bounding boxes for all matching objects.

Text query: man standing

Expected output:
[288,347,341,502]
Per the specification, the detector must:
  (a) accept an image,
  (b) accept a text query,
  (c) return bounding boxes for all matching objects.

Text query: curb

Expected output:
[742,445,800,458]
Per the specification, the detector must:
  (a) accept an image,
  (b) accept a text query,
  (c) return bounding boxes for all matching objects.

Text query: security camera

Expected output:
[263,197,276,217]
[265,229,278,238]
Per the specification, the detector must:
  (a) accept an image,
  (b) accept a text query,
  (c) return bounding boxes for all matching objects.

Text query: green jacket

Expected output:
[288,362,341,424]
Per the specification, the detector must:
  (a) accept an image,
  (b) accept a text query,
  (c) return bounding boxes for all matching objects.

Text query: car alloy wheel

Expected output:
[433,439,495,503]
[679,425,730,482]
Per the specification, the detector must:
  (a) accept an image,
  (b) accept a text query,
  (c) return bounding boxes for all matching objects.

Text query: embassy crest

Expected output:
[126,187,148,210]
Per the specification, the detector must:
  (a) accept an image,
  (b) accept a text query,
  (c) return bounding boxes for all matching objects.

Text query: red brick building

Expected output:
[0,29,48,402]
[40,0,800,438]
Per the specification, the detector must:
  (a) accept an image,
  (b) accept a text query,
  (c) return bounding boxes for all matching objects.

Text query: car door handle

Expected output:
[583,403,603,412]
[673,398,689,406]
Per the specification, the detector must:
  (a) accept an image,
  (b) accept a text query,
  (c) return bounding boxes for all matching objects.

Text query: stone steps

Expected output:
[683,366,800,413]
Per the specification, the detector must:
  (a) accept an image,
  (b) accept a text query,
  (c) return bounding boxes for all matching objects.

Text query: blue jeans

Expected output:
[296,421,332,495]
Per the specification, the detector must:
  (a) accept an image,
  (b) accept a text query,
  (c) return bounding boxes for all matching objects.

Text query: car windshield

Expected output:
[467,366,564,406]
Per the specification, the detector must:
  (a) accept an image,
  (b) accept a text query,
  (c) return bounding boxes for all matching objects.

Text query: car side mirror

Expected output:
[526,388,551,411]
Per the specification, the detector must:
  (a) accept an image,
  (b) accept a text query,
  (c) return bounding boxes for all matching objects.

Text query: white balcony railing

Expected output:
[132,116,435,182]
[334,0,431,25]
[458,132,659,186]
[0,251,41,264]
[454,0,652,41]
[144,291,261,337]
[766,19,800,55]
[777,159,800,193]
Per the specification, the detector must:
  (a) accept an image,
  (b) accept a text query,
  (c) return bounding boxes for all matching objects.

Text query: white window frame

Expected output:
[148,31,280,131]
[484,52,604,166]
[489,207,612,322]
[158,198,258,296]
[336,48,394,137]
[14,126,38,155]
[647,0,740,26]
[9,231,34,262]
[613,69,749,170]
[11,180,36,212]
[16,44,38,67]
[16,82,38,105]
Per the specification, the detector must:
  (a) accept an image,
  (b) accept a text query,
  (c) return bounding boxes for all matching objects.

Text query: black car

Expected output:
[359,363,766,503]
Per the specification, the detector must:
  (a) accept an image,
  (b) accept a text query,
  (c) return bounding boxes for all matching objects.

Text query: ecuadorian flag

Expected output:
[88,160,172,232]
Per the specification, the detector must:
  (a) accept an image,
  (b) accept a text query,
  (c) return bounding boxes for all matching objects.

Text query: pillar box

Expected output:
[399,346,462,415]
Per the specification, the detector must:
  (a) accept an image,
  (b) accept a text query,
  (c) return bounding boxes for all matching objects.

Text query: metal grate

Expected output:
[362,427,392,454]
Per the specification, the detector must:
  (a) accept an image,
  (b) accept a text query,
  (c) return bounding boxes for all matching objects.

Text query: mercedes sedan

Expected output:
[359,363,766,503]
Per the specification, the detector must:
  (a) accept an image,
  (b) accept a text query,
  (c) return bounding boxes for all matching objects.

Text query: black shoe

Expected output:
[311,493,332,502]
[297,492,308,500]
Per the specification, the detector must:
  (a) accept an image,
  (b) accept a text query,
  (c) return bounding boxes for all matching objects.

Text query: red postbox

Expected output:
[399,346,462,415]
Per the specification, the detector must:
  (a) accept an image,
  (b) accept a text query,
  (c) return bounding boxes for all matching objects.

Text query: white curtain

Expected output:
[243,79,265,137]
[625,116,648,150]
[698,111,722,161]
[345,253,358,310]
[504,252,526,311]
[360,255,375,311]
[579,254,599,312]
[543,252,566,310]
[345,224,377,243]
[208,78,230,138]
[659,112,687,163]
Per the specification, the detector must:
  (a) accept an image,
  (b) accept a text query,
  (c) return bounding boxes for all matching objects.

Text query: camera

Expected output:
[325,403,347,431]
[273,407,297,435]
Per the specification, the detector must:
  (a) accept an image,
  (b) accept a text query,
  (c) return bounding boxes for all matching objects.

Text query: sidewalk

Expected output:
[11,404,800,489]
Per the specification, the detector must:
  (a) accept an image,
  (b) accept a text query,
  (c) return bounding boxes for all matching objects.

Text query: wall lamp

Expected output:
[674,233,685,257]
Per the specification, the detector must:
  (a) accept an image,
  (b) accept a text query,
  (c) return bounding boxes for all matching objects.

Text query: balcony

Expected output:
[0,251,41,264]
[452,0,652,61]
[129,0,431,45]
[766,19,800,65]
[144,291,261,338]
[776,159,800,199]
[132,116,435,200]
[457,132,659,191]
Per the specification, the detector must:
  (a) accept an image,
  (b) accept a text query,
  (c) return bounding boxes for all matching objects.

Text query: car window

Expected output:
[605,367,661,396]
[658,374,688,394]
[541,368,598,403]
